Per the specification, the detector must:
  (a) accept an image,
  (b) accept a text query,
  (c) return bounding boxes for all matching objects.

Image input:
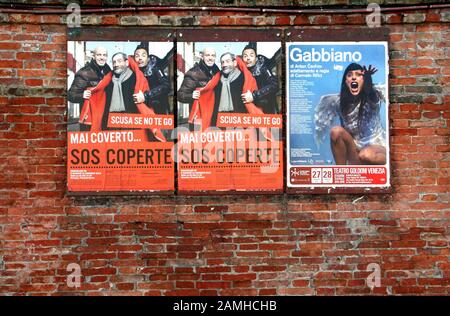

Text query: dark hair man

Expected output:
[132,46,170,115]
[241,43,279,114]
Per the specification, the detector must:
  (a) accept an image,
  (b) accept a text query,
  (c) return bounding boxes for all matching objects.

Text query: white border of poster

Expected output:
[286,41,390,189]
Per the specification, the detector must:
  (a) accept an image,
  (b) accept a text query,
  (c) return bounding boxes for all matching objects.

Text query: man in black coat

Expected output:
[177,47,220,129]
[210,52,247,127]
[68,46,111,131]
[241,44,279,114]
[68,46,111,105]
[132,46,170,115]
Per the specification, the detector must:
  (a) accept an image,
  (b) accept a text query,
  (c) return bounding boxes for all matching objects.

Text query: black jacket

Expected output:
[211,71,247,126]
[68,60,111,104]
[177,59,220,108]
[140,55,171,115]
[248,55,279,114]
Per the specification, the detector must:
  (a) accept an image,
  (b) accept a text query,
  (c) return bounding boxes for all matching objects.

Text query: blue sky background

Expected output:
[193,42,281,67]
[84,41,173,68]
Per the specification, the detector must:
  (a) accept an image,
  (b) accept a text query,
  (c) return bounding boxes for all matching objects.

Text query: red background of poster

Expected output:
[177,133,283,192]
[68,130,174,192]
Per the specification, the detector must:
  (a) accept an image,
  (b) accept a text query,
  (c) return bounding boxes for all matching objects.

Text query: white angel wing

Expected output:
[314,94,340,148]
[374,84,387,103]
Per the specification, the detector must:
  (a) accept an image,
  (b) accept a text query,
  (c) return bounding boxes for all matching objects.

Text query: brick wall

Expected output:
[0,4,449,295]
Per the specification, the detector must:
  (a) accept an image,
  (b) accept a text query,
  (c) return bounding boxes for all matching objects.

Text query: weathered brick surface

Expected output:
[0,5,449,295]
[0,0,449,5]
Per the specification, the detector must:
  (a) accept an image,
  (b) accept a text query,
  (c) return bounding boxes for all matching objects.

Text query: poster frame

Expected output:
[285,27,392,194]
[66,27,176,196]
[175,29,285,195]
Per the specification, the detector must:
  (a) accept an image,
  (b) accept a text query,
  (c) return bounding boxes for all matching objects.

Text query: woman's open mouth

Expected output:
[350,82,359,93]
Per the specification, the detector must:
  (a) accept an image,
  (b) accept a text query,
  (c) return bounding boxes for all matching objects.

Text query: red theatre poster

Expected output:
[176,30,283,193]
[286,29,390,193]
[67,36,174,193]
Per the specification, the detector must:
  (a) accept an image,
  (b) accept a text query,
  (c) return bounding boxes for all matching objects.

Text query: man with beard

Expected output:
[99,52,139,130]
[241,43,279,114]
[314,63,386,165]
[132,45,170,115]
[178,47,219,130]
[68,46,111,130]
[210,52,247,126]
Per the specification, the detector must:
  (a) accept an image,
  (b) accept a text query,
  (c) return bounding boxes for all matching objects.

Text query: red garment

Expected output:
[188,71,220,130]
[79,56,166,142]
[188,56,272,140]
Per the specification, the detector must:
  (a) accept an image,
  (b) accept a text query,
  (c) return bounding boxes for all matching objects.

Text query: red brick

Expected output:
[0,34,12,40]
[197,16,216,26]
[217,17,236,25]
[194,205,228,213]
[310,15,331,24]
[101,16,119,25]
[0,42,21,50]
[25,79,43,86]
[196,282,231,289]
[234,17,253,26]
[274,16,291,25]
[0,60,22,68]
[330,15,348,25]
[425,13,441,22]
[293,15,309,25]
[16,52,53,60]
[409,68,440,75]
[282,288,314,295]
[221,273,256,281]
[385,14,403,24]
[259,288,277,295]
